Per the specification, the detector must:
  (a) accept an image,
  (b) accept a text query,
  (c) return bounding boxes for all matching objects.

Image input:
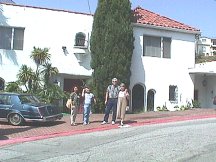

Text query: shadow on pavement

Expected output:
[0,120,66,127]
[124,120,138,124]
[0,135,9,140]
[25,120,66,127]
[0,120,66,141]
[0,127,33,140]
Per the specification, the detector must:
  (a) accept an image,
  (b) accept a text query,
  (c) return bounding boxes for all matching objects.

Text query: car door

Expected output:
[0,94,12,119]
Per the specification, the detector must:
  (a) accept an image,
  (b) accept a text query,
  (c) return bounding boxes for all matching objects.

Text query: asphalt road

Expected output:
[1,118,216,162]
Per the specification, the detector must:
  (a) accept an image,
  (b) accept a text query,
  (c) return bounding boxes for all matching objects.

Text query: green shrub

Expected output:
[192,100,201,108]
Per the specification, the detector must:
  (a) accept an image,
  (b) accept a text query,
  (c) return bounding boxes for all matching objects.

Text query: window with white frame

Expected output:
[169,85,178,102]
[0,26,24,50]
[143,35,171,58]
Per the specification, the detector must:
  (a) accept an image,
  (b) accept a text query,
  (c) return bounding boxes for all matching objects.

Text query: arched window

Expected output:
[75,32,86,47]
[0,78,5,91]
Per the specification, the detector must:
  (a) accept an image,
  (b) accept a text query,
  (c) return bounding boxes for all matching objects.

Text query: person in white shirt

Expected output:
[82,87,96,125]
[117,83,129,126]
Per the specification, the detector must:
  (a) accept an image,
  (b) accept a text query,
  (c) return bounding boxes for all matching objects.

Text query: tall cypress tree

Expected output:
[90,0,134,112]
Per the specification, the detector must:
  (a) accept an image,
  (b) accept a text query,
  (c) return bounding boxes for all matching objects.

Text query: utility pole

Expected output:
[87,0,91,14]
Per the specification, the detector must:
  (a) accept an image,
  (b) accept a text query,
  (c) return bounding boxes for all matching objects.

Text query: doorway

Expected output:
[147,89,155,111]
[132,84,144,112]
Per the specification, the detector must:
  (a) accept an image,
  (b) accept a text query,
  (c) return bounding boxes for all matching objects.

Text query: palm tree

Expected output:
[17,65,34,91]
[30,47,51,75]
[41,63,59,87]
[30,47,51,92]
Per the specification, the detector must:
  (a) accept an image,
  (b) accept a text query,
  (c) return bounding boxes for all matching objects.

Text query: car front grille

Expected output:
[38,106,59,117]
[47,106,59,115]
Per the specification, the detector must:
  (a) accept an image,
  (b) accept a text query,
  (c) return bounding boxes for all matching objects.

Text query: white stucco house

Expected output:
[197,36,212,56]
[196,36,216,56]
[0,3,93,95]
[130,7,201,111]
[1,3,215,112]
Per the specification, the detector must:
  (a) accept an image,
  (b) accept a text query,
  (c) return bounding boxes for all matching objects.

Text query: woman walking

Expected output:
[117,83,129,126]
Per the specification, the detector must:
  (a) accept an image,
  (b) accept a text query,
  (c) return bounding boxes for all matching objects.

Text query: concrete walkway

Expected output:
[1,108,216,147]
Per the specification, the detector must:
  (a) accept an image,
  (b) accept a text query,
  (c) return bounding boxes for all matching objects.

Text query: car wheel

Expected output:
[8,113,23,126]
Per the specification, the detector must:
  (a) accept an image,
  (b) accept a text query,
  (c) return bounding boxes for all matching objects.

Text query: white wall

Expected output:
[130,26,196,110]
[0,4,93,83]
[1,4,200,111]
[193,62,216,108]
[198,37,212,56]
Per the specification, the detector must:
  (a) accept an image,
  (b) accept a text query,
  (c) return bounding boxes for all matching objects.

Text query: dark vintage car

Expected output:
[0,92,63,126]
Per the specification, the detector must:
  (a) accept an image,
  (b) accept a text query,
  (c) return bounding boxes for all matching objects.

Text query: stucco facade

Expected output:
[1,3,207,111]
[189,62,216,108]
[130,25,199,111]
[0,4,93,93]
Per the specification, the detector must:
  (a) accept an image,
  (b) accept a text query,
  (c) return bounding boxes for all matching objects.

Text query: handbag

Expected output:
[126,106,129,111]
[66,99,75,109]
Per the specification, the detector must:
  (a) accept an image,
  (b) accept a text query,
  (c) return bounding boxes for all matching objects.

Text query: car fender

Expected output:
[7,110,25,121]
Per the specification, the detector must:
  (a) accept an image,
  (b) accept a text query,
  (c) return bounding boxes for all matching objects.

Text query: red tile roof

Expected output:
[133,6,200,32]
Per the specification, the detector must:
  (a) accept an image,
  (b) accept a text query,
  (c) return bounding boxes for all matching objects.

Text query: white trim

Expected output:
[132,23,201,35]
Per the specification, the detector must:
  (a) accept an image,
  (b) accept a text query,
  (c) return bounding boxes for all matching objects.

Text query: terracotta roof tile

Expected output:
[133,6,200,32]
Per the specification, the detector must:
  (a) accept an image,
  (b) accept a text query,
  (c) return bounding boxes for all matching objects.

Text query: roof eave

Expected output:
[132,22,201,35]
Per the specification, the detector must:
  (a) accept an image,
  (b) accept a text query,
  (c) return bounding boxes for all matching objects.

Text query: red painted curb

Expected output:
[130,114,216,126]
[1,114,216,147]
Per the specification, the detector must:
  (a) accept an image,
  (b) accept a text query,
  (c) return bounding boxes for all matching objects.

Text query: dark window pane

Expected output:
[75,32,86,46]
[169,85,177,101]
[143,36,161,57]
[163,37,171,58]
[13,28,24,50]
[0,27,12,50]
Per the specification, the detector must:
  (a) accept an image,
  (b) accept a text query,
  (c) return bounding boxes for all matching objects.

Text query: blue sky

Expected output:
[14,0,216,38]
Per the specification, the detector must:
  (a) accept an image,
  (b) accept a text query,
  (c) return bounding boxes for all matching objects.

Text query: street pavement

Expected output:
[1,108,216,147]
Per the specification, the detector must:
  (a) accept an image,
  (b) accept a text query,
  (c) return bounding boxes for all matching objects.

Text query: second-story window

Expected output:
[0,26,25,50]
[202,39,206,42]
[75,32,86,47]
[143,35,171,58]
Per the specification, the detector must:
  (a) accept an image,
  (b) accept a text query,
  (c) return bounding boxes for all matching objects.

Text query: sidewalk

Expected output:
[1,108,216,147]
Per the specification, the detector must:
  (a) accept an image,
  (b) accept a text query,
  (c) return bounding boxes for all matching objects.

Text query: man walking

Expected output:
[101,78,120,125]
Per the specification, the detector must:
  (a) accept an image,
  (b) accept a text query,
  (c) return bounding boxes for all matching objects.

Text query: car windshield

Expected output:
[19,95,41,104]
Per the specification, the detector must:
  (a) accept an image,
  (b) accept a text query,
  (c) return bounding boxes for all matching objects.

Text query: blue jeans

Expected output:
[83,104,91,124]
[103,98,118,122]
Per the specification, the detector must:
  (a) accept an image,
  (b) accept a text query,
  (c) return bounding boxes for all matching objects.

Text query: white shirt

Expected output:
[118,91,126,97]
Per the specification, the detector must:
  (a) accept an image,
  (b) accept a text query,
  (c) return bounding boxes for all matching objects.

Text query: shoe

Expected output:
[101,121,107,125]
[120,121,124,126]
[112,121,115,125]
[83,122,87,125]
[71,123,77,126]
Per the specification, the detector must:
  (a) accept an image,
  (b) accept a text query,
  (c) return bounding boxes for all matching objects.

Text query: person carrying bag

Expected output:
[66,99,75,109]
[67,86,80,126]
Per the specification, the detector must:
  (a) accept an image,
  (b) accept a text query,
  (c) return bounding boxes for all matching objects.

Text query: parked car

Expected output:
[0,92,63,126]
